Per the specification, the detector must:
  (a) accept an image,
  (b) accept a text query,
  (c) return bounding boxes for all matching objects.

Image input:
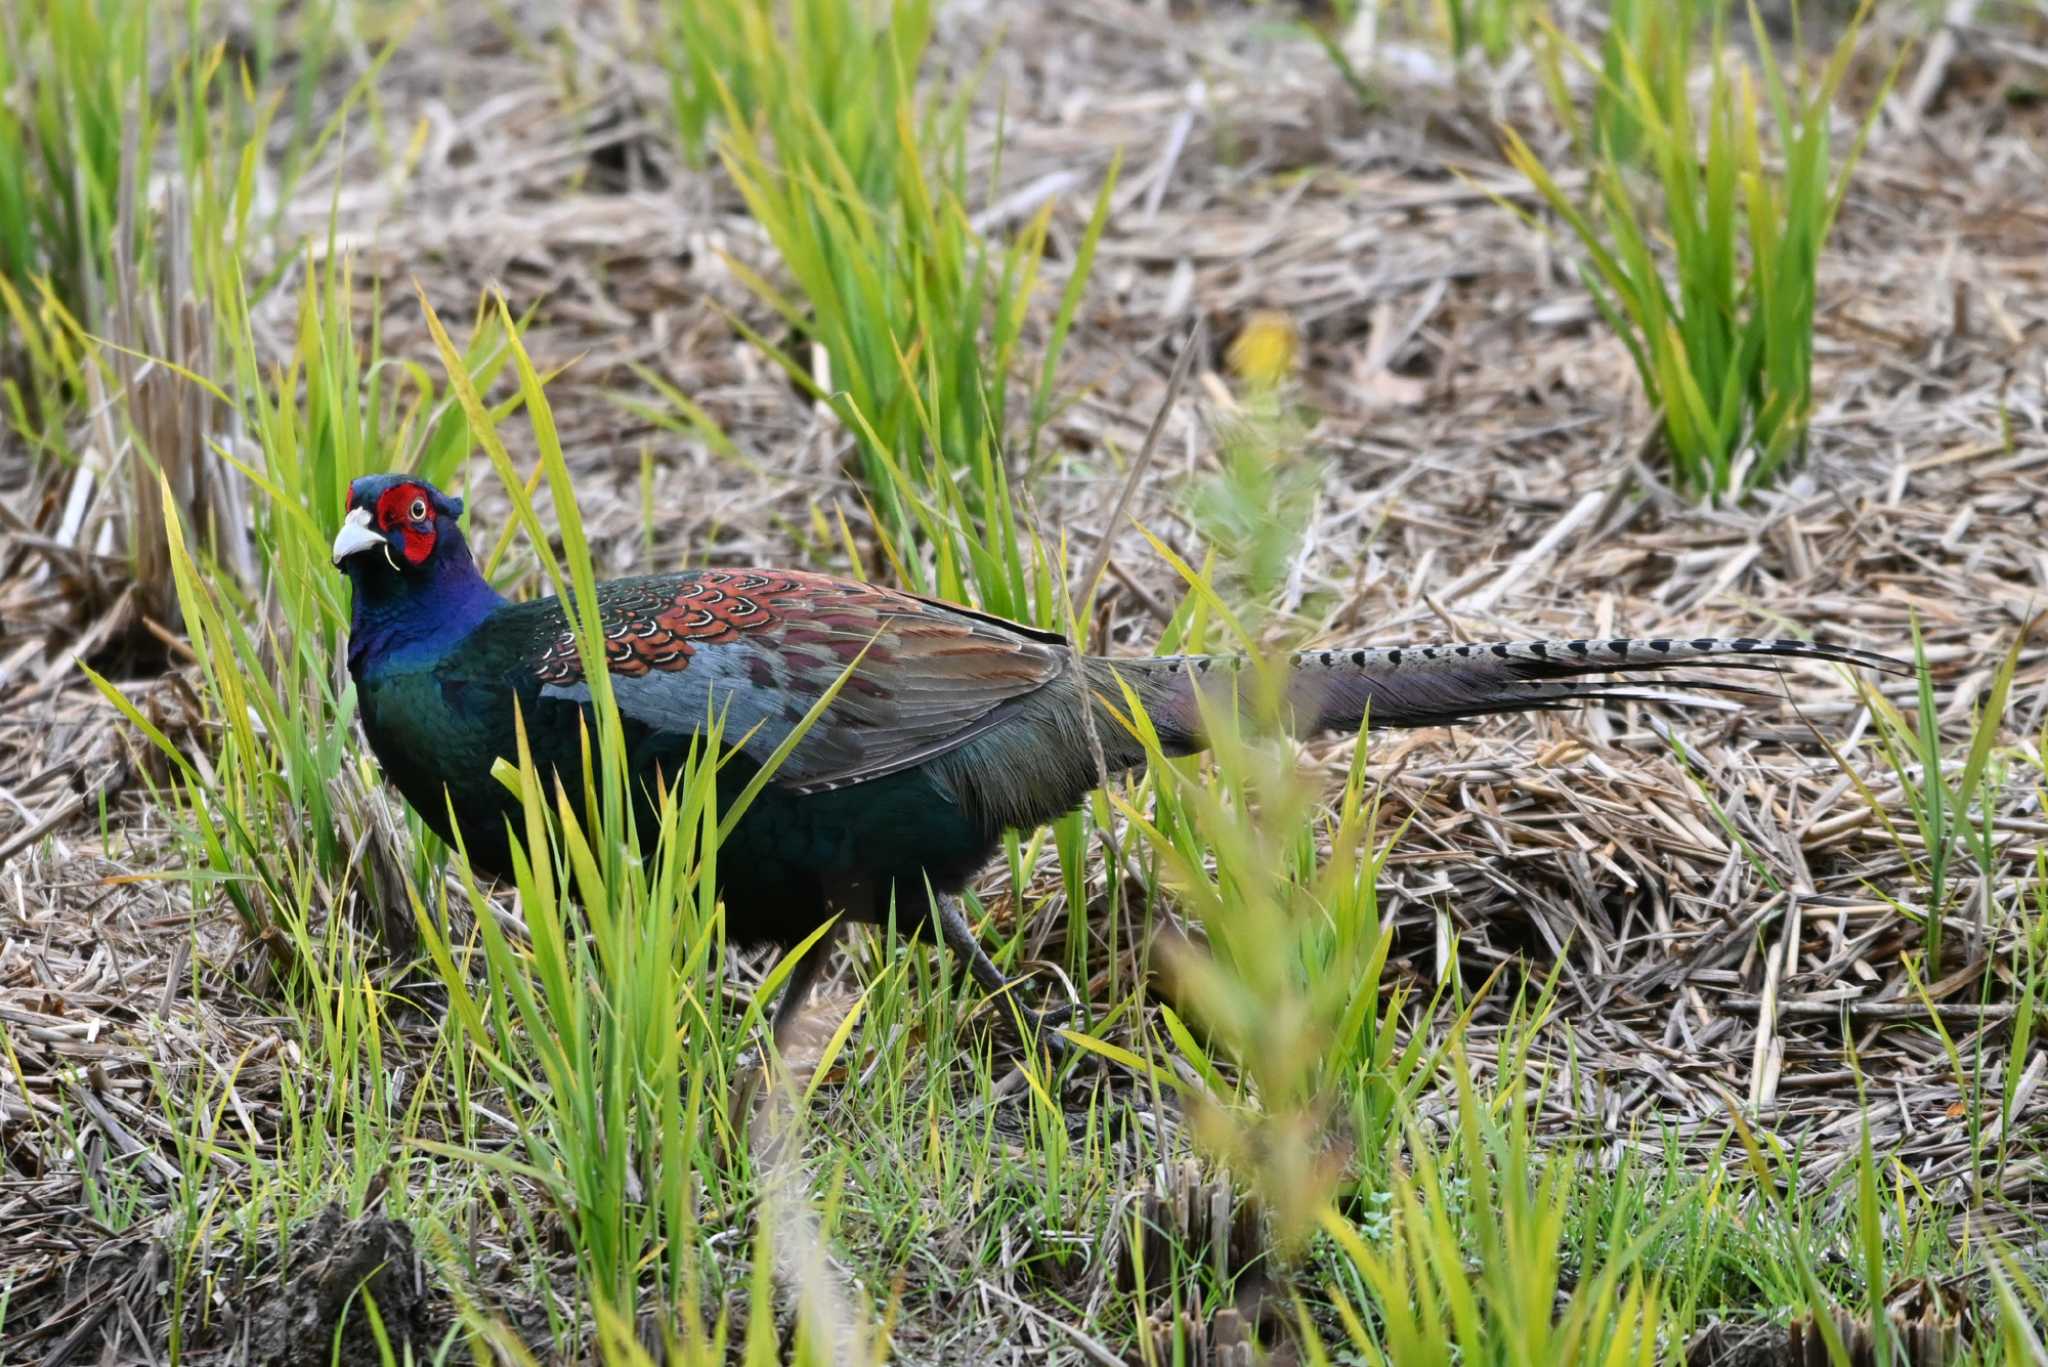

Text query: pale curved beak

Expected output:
[331,506,386,566]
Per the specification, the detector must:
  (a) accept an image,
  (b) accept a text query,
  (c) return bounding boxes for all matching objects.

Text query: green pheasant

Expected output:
[334,473,1904,1044]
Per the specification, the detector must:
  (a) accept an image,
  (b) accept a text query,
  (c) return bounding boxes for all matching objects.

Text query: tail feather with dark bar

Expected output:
[1086,635,1905,763]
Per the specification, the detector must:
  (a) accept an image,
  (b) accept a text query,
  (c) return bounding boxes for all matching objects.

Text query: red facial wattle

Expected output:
[372,483,438,566]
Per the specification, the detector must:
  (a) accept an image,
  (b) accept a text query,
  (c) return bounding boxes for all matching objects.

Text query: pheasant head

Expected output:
[332,475,500,675]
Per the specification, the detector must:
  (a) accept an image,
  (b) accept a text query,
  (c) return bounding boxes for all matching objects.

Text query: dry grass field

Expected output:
[2,0,2047,1362]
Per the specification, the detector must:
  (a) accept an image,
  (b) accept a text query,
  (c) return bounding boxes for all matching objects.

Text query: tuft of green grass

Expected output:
[0,0,153,473]
[664,0,1114,617]
[1851,619,2021,966]
[1500,0,1901,499]
[659,0,919,175]
[1320,1059,1671,1364]
[411,287,735,1336]
[2,0,375,600]
[0,0,152,325]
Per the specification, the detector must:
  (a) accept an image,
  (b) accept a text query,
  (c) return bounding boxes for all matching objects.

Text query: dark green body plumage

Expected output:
[355,614,1008,945]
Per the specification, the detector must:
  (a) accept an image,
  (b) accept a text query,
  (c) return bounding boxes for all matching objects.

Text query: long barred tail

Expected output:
[1089,635,1908,755]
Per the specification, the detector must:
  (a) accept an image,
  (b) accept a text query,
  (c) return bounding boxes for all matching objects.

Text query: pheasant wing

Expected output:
[531,570,1069,793]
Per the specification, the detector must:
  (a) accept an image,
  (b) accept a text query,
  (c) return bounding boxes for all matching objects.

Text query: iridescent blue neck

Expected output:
[345,532,503,678]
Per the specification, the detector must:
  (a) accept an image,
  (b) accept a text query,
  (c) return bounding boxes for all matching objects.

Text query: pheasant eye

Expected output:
[409,498,428,522]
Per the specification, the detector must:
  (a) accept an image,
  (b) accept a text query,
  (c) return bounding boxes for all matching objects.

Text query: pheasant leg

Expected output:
[769,921,843,1056]
[934,894,1072,1054]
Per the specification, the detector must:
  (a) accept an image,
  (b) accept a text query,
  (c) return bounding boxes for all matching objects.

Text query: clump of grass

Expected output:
[0,0,320,360]
[1111,683,1421,1231]
[1846,619,2020,965]
[5,1,382,632]
[1501,0,1901,499]
[1078,401,1426,1341]
[665,0,1113,617]
[1321,1055,1673,1363]
[411,292,739,1340]
[0,0,153,470]
[660,0,922,179]
[0,0,152,326]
